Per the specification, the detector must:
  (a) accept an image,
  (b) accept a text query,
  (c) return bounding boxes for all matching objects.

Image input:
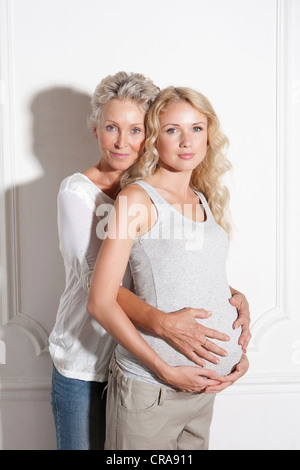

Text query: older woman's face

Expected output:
[94,99,146,171]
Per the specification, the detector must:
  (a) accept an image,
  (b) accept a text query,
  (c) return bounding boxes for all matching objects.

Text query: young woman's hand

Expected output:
[160,364,222,393]
[203,354,250,394]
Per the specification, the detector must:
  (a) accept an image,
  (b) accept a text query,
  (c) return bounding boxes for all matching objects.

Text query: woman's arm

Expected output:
[87,186,221,392]
[117,287,230,367]
[57,187,103,292]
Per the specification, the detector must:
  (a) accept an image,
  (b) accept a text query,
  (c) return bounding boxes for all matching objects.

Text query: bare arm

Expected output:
[116,284,251,367]
[117,286,230,367]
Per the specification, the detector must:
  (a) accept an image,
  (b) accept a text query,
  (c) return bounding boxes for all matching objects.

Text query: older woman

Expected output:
[50,73,251,450]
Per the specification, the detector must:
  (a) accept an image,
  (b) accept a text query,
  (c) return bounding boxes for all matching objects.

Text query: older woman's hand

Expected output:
[229,290,252,352]
[159,307,230,368]
[203,354,250,394]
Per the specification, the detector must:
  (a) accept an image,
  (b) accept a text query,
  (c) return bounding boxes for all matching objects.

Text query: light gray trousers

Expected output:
[105,356,216,450]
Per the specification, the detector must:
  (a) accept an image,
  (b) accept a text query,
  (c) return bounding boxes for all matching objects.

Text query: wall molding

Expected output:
[1,372,300,401]
[249,0,291,348]
[0,0,49,356]
[223,372,300,396]
[0,0,299,394]
[0,377,51,401]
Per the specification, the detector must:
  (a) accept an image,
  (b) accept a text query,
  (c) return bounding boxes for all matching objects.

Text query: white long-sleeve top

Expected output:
[49,173,131,382]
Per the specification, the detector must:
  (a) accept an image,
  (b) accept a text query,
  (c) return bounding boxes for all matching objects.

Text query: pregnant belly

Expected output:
[194,302,243,375]
[145,301,243,377]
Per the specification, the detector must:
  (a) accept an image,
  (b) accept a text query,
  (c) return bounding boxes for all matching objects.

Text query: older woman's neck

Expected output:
[83,161,123,199]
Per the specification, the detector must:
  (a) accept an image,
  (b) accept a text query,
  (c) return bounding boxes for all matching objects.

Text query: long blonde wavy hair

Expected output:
[121,86,232,235]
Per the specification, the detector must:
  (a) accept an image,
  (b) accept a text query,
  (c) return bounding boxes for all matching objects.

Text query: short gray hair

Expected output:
[88,71,160,129]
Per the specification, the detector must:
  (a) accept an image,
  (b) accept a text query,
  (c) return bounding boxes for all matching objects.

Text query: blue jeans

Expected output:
[51,365,107,450]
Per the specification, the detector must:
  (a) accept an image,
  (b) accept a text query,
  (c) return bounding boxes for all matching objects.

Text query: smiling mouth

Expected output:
[111,152,130,159]
[178,153,195,160]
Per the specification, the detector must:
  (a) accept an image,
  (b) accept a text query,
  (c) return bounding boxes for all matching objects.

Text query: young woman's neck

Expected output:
[146,166,193,198]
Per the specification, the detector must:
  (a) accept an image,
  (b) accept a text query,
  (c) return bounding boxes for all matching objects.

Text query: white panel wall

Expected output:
[0,0,299,450]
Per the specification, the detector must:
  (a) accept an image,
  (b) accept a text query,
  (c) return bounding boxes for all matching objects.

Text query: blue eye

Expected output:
[131,128,142,134]
[166,128,177,134]
[106,125,116,132]
[193,126,202,132]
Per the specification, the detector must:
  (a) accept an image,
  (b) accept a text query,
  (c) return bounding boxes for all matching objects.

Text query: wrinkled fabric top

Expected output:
[49,173,132,382]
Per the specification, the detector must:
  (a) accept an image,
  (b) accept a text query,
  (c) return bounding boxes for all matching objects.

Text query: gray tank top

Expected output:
[115,180,243,384]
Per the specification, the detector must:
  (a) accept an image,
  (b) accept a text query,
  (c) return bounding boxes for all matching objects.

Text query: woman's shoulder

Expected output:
[58,173,112,209]
[118,182,151,205]
[60,171,96,187]
[59,172,85,191]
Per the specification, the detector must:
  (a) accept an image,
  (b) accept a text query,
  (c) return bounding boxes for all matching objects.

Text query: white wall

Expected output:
[0,0,299,450]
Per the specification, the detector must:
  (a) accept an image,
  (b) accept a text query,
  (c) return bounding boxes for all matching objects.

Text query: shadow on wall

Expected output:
[21,86,98,333]
[0,87,99,450]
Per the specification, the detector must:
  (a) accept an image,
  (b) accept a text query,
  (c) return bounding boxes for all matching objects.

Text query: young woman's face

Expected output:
[156,101,208,173]
[94,98,146,171]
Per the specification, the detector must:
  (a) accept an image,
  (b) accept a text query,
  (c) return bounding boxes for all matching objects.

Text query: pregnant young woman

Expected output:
[87,86,249,450]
